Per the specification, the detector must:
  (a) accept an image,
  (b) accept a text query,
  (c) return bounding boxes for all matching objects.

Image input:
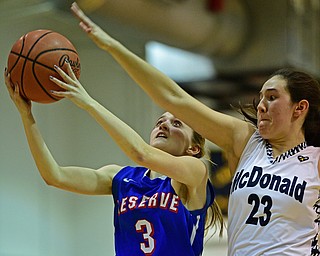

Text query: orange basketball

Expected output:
[7,29,81,103]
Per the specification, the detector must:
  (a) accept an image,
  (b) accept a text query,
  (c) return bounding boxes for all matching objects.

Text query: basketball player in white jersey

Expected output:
[69,2,320,255]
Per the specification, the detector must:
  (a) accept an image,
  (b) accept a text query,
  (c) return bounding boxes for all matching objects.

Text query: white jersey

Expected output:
[228,131,320,256]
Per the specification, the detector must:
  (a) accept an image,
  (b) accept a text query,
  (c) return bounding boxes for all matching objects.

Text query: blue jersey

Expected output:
[112,166,214,256]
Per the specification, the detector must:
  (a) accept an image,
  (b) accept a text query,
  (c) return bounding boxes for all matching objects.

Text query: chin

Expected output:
[151,142,166,151]
[154,144,177,155]
[258,128,270,140]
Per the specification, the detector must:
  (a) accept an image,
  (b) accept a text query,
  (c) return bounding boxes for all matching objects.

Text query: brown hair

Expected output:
[239,68,320,146]
[192,131,224,237]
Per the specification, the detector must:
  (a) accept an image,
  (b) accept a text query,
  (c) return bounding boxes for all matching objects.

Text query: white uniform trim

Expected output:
[228,131,320,256]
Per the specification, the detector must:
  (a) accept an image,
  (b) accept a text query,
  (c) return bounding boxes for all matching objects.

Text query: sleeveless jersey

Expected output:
[112,166,214,256]
[228,131,320,256]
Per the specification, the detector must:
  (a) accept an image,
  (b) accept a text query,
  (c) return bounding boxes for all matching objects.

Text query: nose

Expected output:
[159,121,169,131]
[257,98,267,113]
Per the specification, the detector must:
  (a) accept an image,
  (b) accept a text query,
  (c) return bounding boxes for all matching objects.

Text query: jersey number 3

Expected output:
[245,193,273,226]
[135,219,155,255]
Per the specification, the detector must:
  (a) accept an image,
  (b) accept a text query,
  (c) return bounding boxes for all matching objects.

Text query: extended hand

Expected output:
[50,61,94,110]
[71,2,115,52]
[4,68,32,116]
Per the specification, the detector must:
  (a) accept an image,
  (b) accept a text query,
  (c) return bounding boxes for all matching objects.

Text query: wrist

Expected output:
[21,111,35,124]
[105,39,121,54]
[83,98,99,112]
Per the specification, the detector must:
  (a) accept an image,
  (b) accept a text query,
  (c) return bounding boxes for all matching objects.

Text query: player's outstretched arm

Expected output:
[4,69,120,195]
[70,2,254,173]
[50,63,208,188]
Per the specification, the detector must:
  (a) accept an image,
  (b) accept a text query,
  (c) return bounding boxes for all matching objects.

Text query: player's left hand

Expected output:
[71,2,116,52]
[50,61,94,110]
[4,68,32,116]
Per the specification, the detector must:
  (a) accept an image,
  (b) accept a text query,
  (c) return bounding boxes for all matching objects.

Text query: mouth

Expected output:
[156,132,168,139]
[258,118,271,129]
[258,115,270,122]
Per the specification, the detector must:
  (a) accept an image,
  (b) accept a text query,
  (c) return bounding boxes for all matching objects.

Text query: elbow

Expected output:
[161,90,182,107]
[43,176,64,189]
[43,177,55,186]
[39,168,61,188]
[128,144,152,166]
[160,87,190,112]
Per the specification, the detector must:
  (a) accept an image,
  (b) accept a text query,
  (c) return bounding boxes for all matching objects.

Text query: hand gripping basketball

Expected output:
[7,29,81,104]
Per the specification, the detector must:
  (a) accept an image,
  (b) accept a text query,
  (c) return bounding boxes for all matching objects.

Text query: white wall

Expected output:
[0,4,160,256]
[0,1,227,255]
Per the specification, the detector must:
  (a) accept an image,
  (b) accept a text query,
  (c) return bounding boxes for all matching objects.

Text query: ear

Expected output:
[293,99,309,117]
[186,144,201,156]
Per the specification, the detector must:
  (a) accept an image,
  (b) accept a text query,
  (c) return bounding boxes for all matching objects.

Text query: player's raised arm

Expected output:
[49,63,207,188]
[4,69,120,195]
[70,2,255,173]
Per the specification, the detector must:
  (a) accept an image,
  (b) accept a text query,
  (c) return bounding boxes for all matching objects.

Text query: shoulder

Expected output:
[97,164,124,181]
[315,148,320,177]
[228,127,258,174]
[99,164,123,173]
[111,165,148,181]
[303,146,320,177]
[171,156,208,184]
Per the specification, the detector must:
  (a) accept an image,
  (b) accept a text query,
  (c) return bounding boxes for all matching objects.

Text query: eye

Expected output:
[155,120,163,127]
[268,95,276,101]
[173,120,182,127]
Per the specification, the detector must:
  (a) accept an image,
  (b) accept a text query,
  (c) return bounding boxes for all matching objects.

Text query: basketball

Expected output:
[7,29,81,103]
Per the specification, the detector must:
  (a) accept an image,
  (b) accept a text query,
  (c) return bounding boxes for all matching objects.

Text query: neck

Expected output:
[268,133,306,158]
[147,169,165,180]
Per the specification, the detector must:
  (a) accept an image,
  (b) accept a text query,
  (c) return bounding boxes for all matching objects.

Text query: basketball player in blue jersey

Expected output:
[4,63,223,254]
[69,2,320,255]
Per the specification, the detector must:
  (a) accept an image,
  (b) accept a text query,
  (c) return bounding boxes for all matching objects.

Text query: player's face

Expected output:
[149,112,194,156]
[257,75,297,141]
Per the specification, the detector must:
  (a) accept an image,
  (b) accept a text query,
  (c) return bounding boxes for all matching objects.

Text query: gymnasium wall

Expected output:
[0,3,164,255]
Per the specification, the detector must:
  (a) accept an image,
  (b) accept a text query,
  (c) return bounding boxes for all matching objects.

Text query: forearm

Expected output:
[71,3,190,120]
[85,99,150,164]
[107,40,188,109]
[20,113,61,185]
[20,112,117,195]
[105,41,253,154]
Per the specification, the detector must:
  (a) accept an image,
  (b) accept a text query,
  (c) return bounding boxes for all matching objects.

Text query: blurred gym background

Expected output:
[0,0,319,255]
